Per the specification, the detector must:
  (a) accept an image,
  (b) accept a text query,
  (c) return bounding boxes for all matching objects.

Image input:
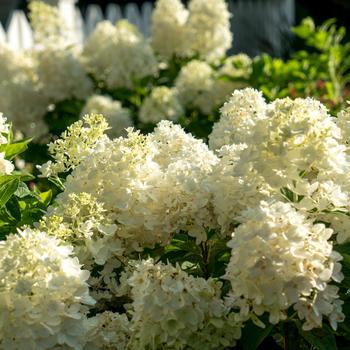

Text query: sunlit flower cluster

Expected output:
[0,45,49,137]
[0,228,95,349]
[81,95,133,138]
[151,0,188,60]
[175,60,218,114]
[127,259,242,349]
[185,0,232,61]
[40,192,122,267]
[224,201,344,330]
[40,114,109,177]
[82,20,158,90]
[49,120,218,247]
[29,0,68,47]
[151,0,232,61]
[139,86,184,124]
[34,46,93,103]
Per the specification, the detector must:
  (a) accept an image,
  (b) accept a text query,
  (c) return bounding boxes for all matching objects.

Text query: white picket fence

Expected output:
[0,0,295,56]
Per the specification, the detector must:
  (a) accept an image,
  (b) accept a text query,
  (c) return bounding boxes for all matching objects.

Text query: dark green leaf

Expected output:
[296,322,337,350]
[241,319,274,350]
[0,178,20,208]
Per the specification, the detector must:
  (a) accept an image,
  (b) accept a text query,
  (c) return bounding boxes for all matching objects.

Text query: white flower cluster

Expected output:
[48,120,217,249]
[175,59,249,115]
[26,89,349,347]
[185,0,232,61]
[29,0,69,47]
[0,228,95,349]
[34,46,93,103]
[0,45,49,137]
[127,259,241,349]
[84,312,130,350]
[82,20,158,90]
[81,95,133,138]
[0,113,14,175]
[224,201,344,330]
[151,0,232,61]
[209,89,350,242]
[151,0,188,60]
[41,192,122,267]
[139,86,184,124]
[40,114,109,177]
[209,88,267,149]
[175,60,218,114]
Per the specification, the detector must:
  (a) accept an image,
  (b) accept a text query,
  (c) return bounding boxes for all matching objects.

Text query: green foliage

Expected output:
[250,17,350,113]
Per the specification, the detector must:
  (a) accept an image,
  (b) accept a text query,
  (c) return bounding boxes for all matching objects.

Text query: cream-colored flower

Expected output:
[81,95,133,138]
[82,20,158,90]
[151,0,188,60]
[139,86,184,124]
[175,60,217,114]
[184,0,232,61]
[127,259,242,349]
[0,228,95,349]
[40,114,109,176]
[224,201,344,329]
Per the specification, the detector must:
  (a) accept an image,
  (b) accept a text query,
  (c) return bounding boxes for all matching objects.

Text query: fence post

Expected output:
[6,10,33,51]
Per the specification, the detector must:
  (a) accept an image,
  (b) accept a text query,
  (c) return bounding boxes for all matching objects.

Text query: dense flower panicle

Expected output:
[206,144,274,235]
[185,0,232,61]
[40,114,110,176]
[41,192,122,267]
[127,259,242,349]
[175,60,218,114]
[82,20,158,89]
[52,121,218,248]
[84,312,130,350]
[0,45,49,137]
[0,228,95,350]
[209,88,267,150]
[151,0,188,60]
[34,46,93,103]
[0,44,34,82]
[29,0,68,46]
[224,201,344,329]
[81,95,133,138]
[139,86,184,124]
[209,89,350,243]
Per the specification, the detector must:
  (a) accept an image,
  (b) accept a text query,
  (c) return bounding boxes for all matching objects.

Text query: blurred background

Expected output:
[0,0,349,57]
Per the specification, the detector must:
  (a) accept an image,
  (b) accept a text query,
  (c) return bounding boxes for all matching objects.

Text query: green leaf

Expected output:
[39,190,52,206]
[241,319,274,350]
[14,182,33,198]
[5,197,21,221]
[296,323,337,350]
[0,178,20,208]
[48,176,65,192]
[0,138,31,159]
